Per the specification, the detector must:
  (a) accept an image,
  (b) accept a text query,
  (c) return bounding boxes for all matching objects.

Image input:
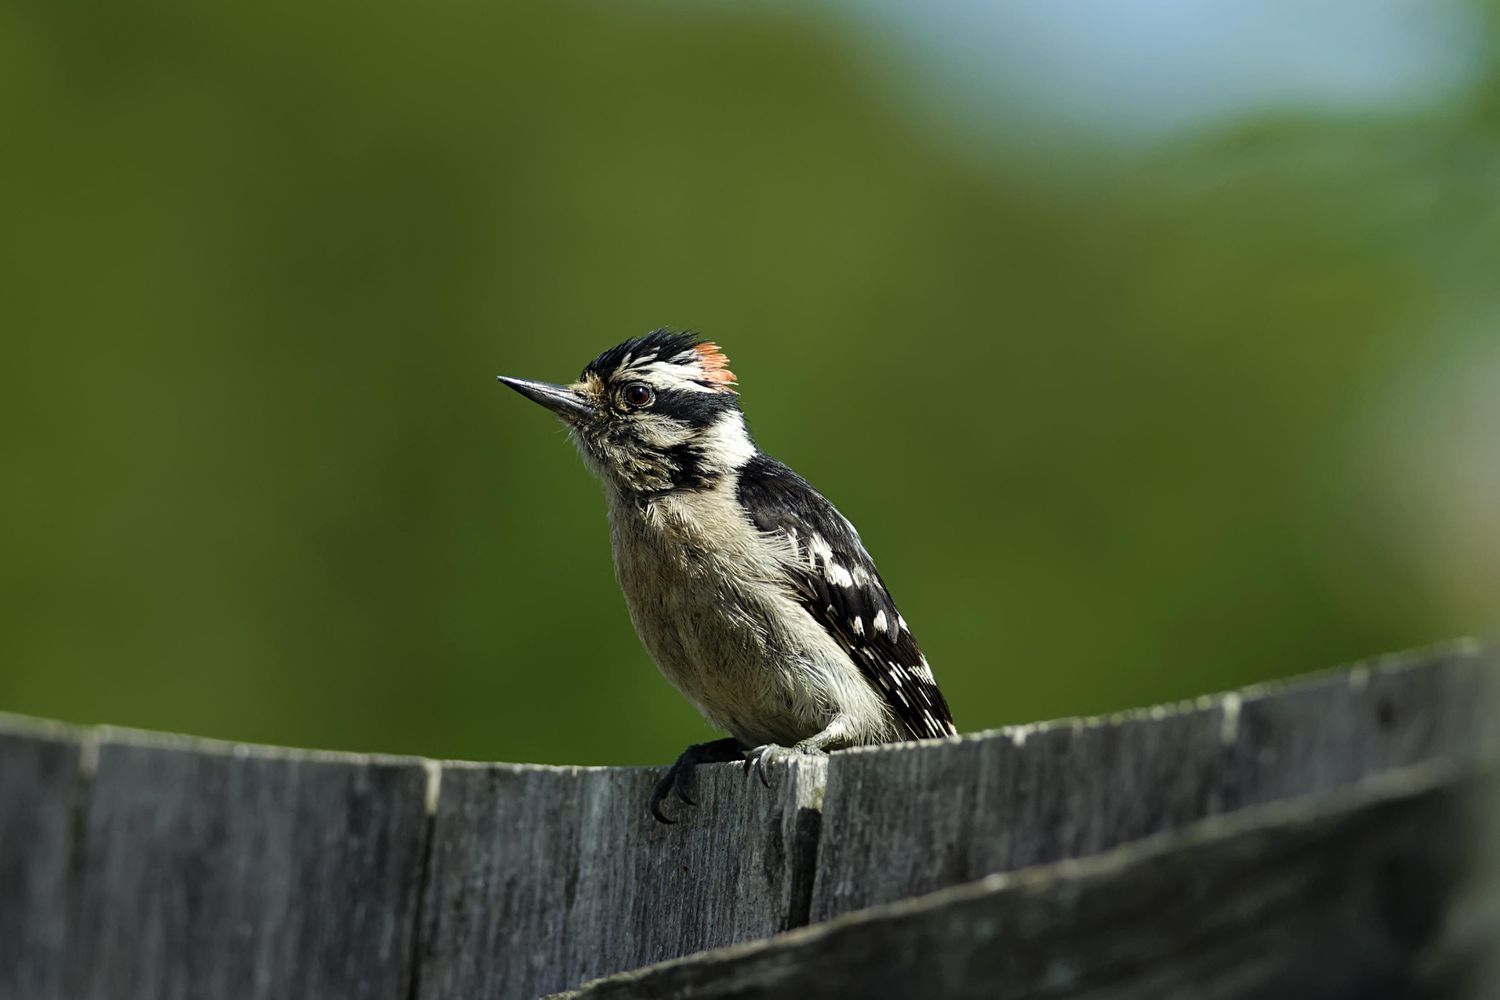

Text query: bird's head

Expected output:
[499,330,756,496]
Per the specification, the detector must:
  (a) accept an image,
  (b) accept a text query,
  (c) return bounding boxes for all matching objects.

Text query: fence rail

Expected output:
[2,641,1496,1000]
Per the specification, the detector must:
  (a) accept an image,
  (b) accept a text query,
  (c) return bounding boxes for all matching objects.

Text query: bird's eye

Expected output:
[622,383,655,409]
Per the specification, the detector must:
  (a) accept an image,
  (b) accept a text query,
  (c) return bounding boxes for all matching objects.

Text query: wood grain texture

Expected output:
[0,716,82,1000]
[1,641,1494,1000]
[563,762,1500,1000]
[811,641,1499,920]
[414,754,826,1000]
[68,730,432,1000]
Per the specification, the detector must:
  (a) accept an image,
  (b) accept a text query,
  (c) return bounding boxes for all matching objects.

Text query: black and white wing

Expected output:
[735,455,956,741]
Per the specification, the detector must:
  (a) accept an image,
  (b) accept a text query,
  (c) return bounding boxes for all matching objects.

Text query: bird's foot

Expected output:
[743,740,828,789]
[649,737,745,825]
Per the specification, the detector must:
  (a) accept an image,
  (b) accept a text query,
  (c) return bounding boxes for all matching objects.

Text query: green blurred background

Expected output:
[2,0,1497,765]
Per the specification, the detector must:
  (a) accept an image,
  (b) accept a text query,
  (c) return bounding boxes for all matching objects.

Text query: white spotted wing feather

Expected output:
[735,456,956,741]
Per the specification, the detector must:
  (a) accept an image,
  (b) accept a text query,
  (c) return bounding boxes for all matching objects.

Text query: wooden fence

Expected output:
[1,641,1496,999]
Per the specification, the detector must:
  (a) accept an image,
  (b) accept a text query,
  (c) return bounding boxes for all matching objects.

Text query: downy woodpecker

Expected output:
[499,331,955,822]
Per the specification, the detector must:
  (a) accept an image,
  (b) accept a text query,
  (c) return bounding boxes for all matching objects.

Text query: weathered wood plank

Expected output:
[0,716,82,1000]
[563,762,1500,1000]
[3,641,1492,999]
[812,641,1498,920]
[68,730,433,1000]
[415,754,826,1000]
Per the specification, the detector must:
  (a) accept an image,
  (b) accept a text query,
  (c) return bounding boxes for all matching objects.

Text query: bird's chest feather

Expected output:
[608,491,765,653]
[605,489,813,740]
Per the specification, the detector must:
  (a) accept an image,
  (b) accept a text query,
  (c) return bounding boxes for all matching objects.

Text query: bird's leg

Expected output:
[649,737,746,825]
[745,715,851,788]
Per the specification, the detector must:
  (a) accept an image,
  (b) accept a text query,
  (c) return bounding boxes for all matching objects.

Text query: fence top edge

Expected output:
[0,710,83,745]
[88,724,435,770]
[836,635,1495,760]
[1,637,1491,771]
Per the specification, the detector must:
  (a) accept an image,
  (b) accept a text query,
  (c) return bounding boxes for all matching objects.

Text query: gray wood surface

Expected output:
[562,761,1500,1000]
[1,641,1494,1000]
[811,641,1498,920]
[415,754,826,1000]
[67,730,432,1000]
[0,716,82,1000]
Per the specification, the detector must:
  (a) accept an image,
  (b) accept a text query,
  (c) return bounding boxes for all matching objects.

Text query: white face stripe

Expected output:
[625,359,718,394]
[697,411,756,472]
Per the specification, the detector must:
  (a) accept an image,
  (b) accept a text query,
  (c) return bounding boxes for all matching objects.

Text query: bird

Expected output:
[498,330,955,822]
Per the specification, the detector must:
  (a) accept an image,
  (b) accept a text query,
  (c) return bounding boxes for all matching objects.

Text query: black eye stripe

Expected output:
[638,386,738,426]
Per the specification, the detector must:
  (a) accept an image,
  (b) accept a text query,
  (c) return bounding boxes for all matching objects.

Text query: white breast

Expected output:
[604,484,892,748]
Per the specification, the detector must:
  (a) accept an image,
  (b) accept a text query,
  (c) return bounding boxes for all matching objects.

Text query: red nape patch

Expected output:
[693,342,737,391]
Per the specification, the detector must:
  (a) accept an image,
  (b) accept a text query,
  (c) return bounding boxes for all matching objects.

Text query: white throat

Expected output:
[698,411,757,475]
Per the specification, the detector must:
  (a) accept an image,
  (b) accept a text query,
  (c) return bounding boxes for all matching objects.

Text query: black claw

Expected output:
[741,743,827,791]
[745,745,777,788]
[650,798,675,825]
[649,771,679,824]
[673,761,698,805]
[648,738,744,825]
